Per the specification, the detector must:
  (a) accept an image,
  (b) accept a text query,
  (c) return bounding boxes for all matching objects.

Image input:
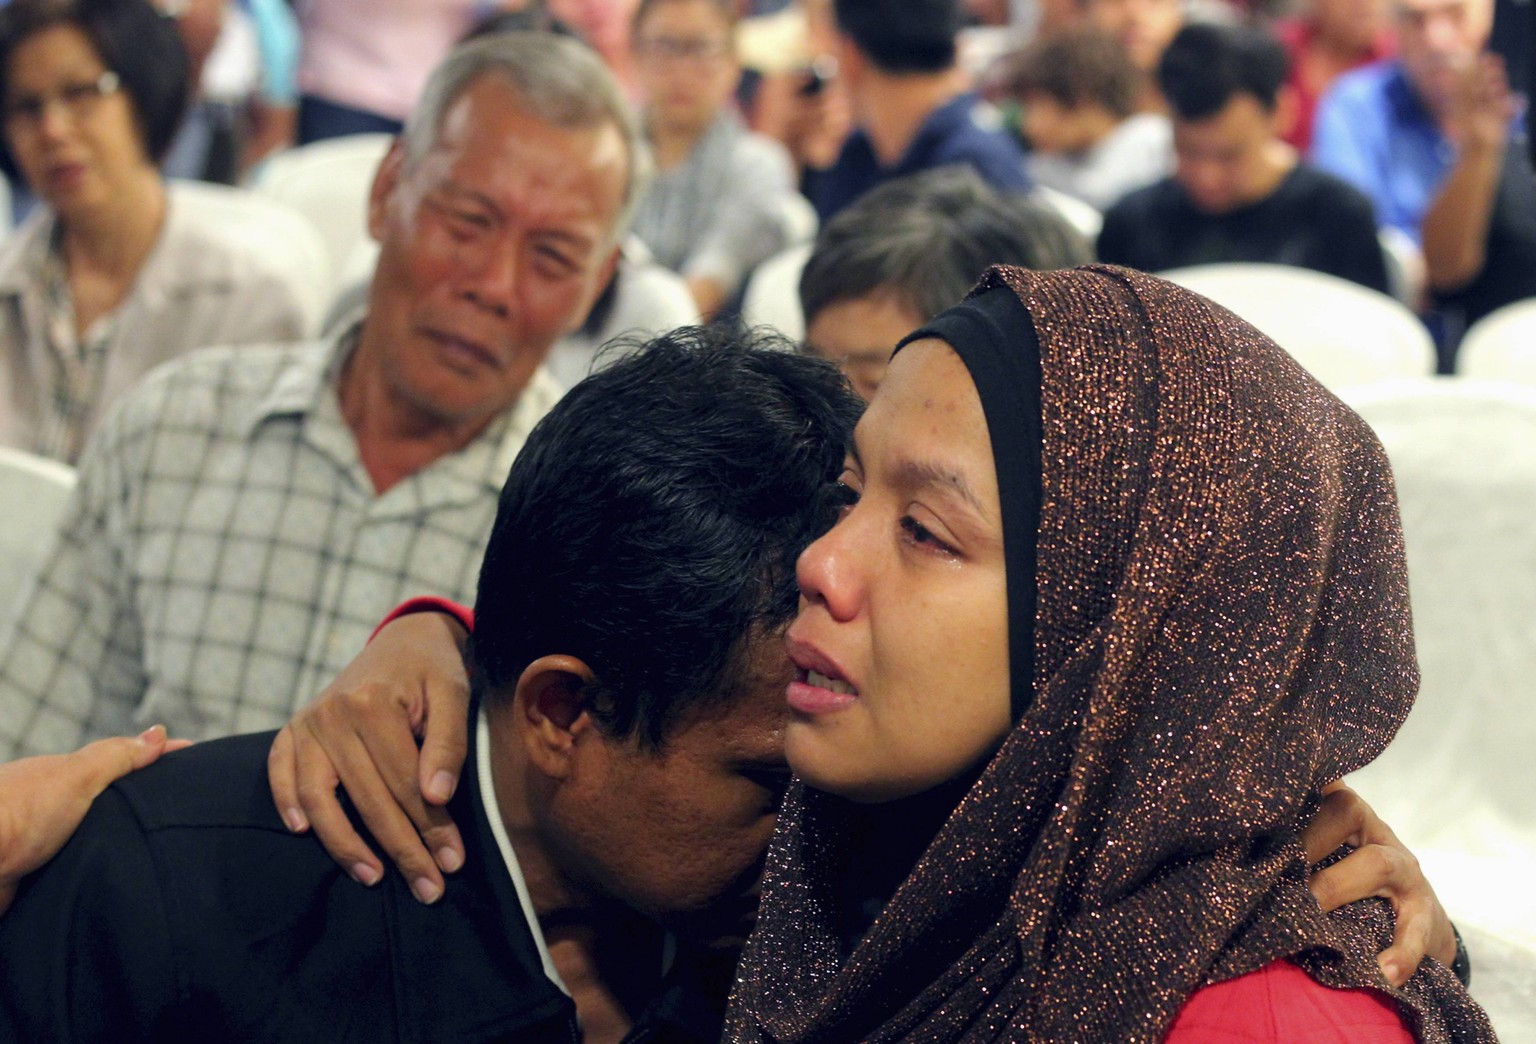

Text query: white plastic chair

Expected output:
[1457,297,1536,386]
[247,133,394,294]
[0,447,75,639]
[171,180,332,336]
[739,242,812,342]
[1339,379,1536,983]
[1031,184,1103,242]
[1377,225,1425,309]
[1157,263,1435,393]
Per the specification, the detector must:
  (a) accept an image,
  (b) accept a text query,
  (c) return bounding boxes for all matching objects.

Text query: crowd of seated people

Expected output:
[0,0,1531,1039]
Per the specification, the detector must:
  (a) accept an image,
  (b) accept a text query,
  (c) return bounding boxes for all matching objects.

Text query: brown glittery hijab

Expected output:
[726,266,1493,1042]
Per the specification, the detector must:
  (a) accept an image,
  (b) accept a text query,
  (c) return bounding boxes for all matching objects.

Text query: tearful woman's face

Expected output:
[784,338,1013,803]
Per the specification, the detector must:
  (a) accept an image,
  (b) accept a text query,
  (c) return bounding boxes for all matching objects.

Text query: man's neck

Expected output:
[647,111,713,170]
[485,706,661,1044]
[857,66,971,168]
[1227,141,1300,213]
[337,330,498,495]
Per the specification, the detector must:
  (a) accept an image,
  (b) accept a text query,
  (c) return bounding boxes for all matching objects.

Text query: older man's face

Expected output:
[1396,0,1494,109]
[362,76,627,430]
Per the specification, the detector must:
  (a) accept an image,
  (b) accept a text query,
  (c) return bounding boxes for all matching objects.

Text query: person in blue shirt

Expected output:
[1311,0,1498,243]
[801,0,1031,224]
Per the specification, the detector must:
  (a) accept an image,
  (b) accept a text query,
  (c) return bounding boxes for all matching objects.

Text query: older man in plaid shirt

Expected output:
[0,32,643,758]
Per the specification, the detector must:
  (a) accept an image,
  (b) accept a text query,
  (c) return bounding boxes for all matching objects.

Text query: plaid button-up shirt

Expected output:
[0,325,561,758]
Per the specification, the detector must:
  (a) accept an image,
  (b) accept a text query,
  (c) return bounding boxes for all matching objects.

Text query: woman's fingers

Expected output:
[1303,783,1458,982]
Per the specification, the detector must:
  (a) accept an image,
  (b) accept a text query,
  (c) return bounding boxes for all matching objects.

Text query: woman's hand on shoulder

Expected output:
[0,726,190,914]
[1301,781,1457,986]
[267,608,473,905]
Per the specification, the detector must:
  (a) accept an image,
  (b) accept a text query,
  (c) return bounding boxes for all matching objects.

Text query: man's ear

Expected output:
[366,138,409,243]
[514,655,600,780]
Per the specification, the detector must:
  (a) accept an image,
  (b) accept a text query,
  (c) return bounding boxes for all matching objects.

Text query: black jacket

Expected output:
[0,725,725,1043]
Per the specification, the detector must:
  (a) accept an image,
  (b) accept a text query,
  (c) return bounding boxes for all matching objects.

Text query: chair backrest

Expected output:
[172,179,332,336]
[1457,297,1536,386]
[0,447,75,638]
[739,242,812,342]
[247,133,395,294]
[1030,184,1102,241]
[1339,378,1536,855]
[1376,224,1425,308]
[1157,263,1435,392]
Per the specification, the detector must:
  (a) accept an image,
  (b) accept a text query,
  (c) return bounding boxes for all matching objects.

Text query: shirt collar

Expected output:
[382,705,579,1040]
[242,322,354,436]
[477,704,570,996]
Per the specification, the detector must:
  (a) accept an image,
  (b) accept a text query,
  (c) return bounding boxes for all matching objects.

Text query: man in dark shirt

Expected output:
[0,330,862,1043]
[802,0,1031,224]
[1098,22,1391,293]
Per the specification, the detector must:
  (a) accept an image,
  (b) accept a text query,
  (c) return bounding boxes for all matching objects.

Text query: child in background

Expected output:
[997,26,1172,210]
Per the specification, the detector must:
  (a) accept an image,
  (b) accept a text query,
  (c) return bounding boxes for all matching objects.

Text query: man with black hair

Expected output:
[1098,22,1391,293]
[0,328,864,1042]
[801,0,1031,223]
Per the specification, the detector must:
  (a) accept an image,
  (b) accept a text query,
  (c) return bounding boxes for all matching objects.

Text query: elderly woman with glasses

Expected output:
[0,0,313,463]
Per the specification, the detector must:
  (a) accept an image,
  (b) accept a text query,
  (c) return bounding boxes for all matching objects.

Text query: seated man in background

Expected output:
[627,0,799,316]
[1312,0,1499,243]
[0,328,863,1043]
[802,0,1031,224]
[798,166,1090,401]
[1420,50,1536,365]
[1098,22,1391,293]
[0,31,638,759]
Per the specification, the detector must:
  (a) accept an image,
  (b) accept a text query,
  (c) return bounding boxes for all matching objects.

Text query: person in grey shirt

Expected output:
[628,0,799,316]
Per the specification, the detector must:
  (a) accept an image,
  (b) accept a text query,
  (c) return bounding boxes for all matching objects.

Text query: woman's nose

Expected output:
[795,515,863,622]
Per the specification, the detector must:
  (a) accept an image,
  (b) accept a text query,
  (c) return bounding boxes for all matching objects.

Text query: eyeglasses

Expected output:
[636,35,731,63]
[4,70,121,127]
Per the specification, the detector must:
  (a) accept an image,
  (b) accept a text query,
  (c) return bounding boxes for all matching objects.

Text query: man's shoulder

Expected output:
[94,339,328,449]
[107,731,289,835]
[1319,60,1401,116]
[1286,163,1380,212]
[924,95,1027,170]
[1103,177,1185,224]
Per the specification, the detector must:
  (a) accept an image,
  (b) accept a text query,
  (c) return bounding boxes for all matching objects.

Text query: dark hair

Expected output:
[832,0,962,74]
[997,27,1140,120]
[0,0,188,181]
[1156,22,1290,119]
[470,325,863,749]
[633,0,739,35]
[800,166,1092,327]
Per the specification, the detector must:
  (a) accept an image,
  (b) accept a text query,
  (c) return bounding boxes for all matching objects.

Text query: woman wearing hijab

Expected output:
[252,269,1472,1037]
[727,264,1490,1041]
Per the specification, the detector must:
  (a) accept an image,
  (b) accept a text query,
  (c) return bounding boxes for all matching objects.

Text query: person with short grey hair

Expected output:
[0,32,630,764]
[401,31,652,235]
[800,167,1090,400]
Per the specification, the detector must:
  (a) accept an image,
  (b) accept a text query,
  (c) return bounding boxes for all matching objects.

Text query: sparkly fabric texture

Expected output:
[726,266,1493,1042]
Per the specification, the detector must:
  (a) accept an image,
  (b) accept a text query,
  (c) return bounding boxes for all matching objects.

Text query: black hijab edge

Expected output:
[893,284,1043,721]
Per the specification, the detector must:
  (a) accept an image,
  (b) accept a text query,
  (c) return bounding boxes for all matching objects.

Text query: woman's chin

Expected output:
[786,725,941,804]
